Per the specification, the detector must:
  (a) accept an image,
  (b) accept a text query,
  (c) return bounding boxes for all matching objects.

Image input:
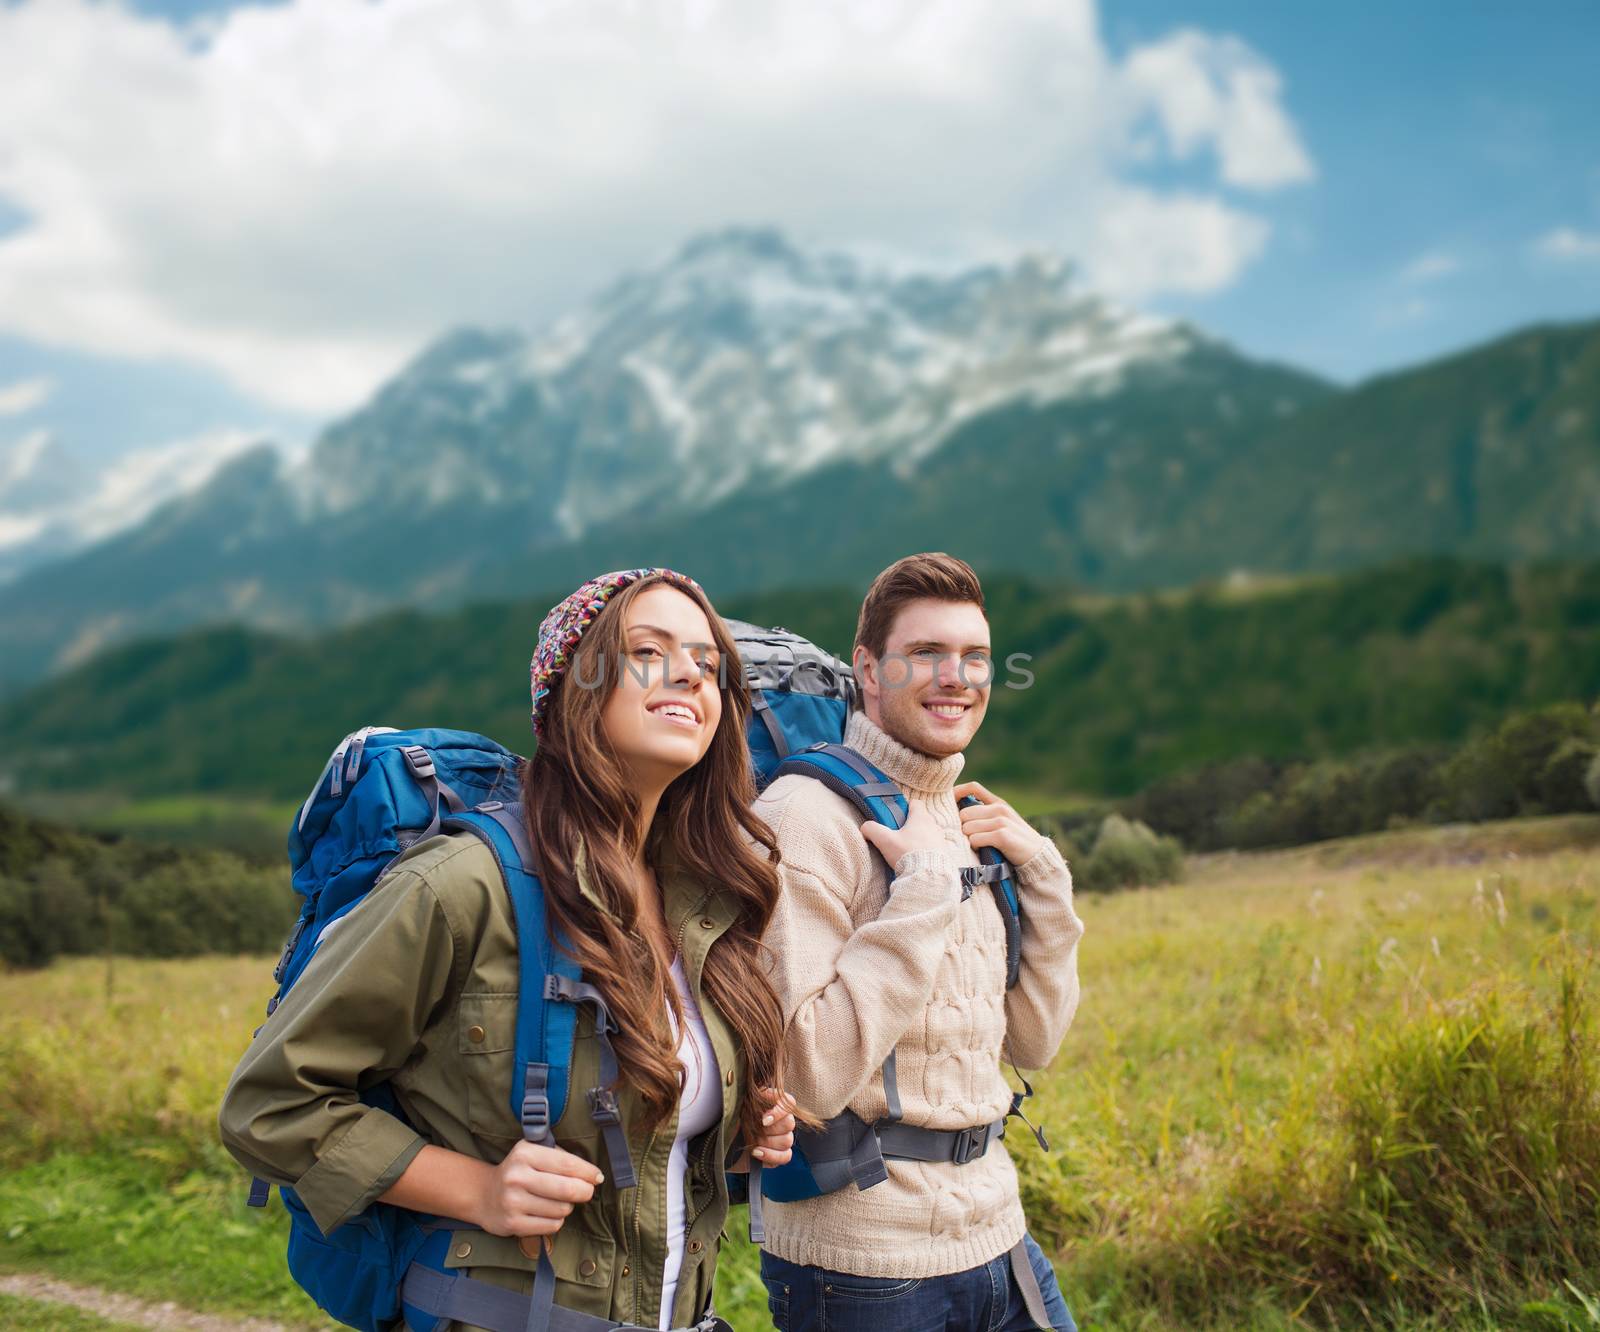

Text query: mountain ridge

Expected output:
[0,225,1594,691]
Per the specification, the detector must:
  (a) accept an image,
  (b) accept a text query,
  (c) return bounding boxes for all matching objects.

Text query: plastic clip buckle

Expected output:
[587,1087,622,1127]
[951,1124,990,1165]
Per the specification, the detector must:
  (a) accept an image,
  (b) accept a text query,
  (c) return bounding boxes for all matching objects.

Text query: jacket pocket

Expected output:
[459,992,518,1138]
[443,1229,617,1318]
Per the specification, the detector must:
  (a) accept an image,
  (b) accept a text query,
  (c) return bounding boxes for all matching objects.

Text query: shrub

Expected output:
[0,803,295,969]
[1436,704,1599,822]
[1125,757,1281,851]
[1588,750,1600,811]
[1541,740,1600,814]
[1356,747,1443,828]
[1076,814,1184,892]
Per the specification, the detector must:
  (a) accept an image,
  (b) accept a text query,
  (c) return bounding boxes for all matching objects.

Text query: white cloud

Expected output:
[1084,188,1271,300]
[1400,250,1461,283]
[0,377,54,417]
[1535,227,1600,261]
[1121,29,1315,190]
[0,0,1313,415]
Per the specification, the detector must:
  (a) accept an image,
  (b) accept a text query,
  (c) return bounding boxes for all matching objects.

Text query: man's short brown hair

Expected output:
[854,552,986,659]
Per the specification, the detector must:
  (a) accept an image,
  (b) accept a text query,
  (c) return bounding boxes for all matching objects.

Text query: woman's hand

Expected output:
[474,1140,605,1238]
[730,1087,797,1170]
[954,780,1045,866]
[750,1088,796,1167]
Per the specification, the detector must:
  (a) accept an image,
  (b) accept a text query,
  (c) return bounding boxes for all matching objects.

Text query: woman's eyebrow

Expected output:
[627,623,718,654]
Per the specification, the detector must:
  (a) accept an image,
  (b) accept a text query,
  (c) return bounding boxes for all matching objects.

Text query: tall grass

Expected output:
[0,954,268,1168]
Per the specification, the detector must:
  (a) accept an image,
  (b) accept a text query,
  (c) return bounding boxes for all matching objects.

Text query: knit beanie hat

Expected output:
[529,567,705,737]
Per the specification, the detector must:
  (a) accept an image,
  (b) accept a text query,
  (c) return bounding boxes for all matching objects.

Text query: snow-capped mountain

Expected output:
[303,227,1200,536]
[0,225,1354,689]
[0,428,262,584]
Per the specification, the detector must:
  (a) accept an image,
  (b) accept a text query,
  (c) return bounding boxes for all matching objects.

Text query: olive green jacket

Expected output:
[219,831,747,1329]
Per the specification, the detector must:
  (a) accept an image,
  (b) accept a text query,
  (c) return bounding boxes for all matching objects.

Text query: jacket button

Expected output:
[578,1258,597,1277]
[688,1239,703,1254]
[724,1069,734,1087]
[699,917,715,930]
[454,1242,472,1260]
[467,1025,486,1044]
[621,1263,631,1278]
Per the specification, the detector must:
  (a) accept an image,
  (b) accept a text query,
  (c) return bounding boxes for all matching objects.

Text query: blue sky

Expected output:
[1105,0,1600,380]
[0,0,1596,489]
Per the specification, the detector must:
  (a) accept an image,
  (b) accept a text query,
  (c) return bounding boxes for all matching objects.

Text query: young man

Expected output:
[755,552,1084,1331]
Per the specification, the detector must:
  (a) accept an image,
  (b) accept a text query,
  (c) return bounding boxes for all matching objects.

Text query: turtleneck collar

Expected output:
[844,709,966,797]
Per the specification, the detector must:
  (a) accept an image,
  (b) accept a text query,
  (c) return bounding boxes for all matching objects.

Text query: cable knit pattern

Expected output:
[755,711,1084,1278]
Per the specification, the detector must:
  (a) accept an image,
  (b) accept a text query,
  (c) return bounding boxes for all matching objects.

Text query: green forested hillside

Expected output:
[2,558,1598,802]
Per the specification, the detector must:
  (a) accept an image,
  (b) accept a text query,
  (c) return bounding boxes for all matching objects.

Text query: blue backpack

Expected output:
[725,623,1040,1227]
[250,726,647,1332]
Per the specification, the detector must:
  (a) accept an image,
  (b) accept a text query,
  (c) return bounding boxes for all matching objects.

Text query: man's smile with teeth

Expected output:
[925,701,970,717]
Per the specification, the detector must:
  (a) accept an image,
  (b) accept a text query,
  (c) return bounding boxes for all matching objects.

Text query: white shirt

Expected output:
[659,955,722,1330]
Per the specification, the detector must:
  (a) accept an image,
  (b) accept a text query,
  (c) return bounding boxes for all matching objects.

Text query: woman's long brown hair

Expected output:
[520,575,788,1147]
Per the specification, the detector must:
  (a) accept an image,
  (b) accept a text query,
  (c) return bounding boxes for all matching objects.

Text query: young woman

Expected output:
[220,568,796,1330]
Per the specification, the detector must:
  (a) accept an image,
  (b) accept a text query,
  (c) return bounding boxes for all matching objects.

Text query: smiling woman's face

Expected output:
[599,583,724,789]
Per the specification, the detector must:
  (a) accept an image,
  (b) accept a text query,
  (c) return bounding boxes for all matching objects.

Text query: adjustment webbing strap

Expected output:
[750,691,789,761]
[1009,1239,1056,1330]
[746,1160,766,1244]
[880,1050,903,1123]
[544,976,637,1190]
[401,1254,731,1332]
[793,1111,888,1193]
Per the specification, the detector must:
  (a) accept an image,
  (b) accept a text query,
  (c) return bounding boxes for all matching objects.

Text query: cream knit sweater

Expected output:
[755,710,1084,1278]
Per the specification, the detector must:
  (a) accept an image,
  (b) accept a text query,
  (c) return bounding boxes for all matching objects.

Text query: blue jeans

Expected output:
[758,1234,1076,1332]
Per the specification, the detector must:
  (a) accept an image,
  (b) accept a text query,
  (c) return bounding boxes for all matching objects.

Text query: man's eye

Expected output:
[912,649,940,661]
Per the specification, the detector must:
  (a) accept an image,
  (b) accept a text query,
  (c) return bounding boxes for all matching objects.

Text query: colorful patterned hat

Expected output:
[529,567,705,737]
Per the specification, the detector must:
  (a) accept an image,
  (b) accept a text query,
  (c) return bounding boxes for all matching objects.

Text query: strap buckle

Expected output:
[587,1086,622,1127]
[271,916,307,984]
[399,744,437,781]
[521,1077,551,1139]
[951,1123,991,1165]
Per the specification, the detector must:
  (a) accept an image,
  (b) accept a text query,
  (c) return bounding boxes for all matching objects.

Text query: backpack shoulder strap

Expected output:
[443,802,637,1190]
[771,743,908,830]
[956,795,1022,990]
[771,749,1022,986]
[442,804,575,1141]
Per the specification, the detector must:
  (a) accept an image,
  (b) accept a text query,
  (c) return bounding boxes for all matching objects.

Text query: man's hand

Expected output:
[954,781,1046,867]
[859,797,947,869]
[475,1140,604,1239]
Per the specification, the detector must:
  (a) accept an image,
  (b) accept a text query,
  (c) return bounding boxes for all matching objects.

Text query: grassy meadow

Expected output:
[2,818,1599,1330]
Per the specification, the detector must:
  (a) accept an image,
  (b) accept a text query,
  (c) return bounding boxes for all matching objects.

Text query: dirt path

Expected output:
[0,1273,300,1332]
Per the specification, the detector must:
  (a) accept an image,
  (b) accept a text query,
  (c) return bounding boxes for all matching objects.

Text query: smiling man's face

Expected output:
[855,597,992,758]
